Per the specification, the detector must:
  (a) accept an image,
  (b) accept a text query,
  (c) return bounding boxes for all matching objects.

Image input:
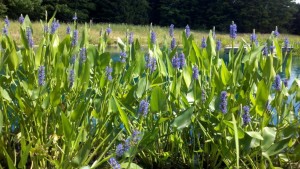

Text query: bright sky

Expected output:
[296,0,300,3]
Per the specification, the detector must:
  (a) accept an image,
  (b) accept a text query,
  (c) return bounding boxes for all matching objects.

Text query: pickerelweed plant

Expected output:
[0,13,299,169]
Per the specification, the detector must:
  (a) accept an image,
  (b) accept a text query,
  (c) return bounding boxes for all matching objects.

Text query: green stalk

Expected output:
[232,113,239,168]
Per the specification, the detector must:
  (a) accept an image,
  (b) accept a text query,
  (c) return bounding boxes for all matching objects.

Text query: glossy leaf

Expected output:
[171,107,194,130]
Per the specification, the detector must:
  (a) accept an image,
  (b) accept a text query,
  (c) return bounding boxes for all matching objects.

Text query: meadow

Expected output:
[0,14,300,169]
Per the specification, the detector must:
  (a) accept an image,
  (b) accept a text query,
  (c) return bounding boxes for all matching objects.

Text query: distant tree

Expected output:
[0,0,7,17]
[93,0,149,24]
[291,4,300,34]
[3,0,42,20]
[42,0,96,22]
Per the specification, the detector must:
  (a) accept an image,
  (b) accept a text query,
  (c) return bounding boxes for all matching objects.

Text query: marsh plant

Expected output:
[0,14,300,169]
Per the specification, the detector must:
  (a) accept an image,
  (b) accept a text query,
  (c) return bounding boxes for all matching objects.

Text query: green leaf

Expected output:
[232,114,239,168]
[171,107,194,130]
[135,77,147,99]
[0,87,12,102]
[18,139,31,168]
[255,80,269,116]
[262,127,276,151]
[0,111,3,134]
[285,51,292,79]
[262,54,276,82]
[113,95,130,133]
[121,162,143,169]
[150,86,167,112]
[183,66,192,88]
[72,141,92,167]
[61,113,73,140]
[3,148,16,169]
[223,120,245,139]
[96,52,111,69]
[220,60,230,85]
[246,131,264,140]
[265,138,290,156]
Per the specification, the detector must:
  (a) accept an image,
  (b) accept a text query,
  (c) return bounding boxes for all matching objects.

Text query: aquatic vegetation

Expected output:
[0,14,299,169]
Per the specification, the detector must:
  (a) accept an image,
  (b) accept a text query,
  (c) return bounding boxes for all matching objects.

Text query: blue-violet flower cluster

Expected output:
[220,91,227,114]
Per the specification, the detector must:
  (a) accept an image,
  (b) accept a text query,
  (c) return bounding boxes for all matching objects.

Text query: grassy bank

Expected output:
[1,21,300,49]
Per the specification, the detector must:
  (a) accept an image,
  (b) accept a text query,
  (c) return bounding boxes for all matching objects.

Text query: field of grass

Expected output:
[2,21,300,48]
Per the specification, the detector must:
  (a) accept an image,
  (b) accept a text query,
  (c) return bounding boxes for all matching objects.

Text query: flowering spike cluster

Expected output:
[242,106,251,125]
[73,13,77,21]
[151,30,156,44]
[230,22,237,39]
[69,69,75,87]
[216,40,222,51]
[284,37,289,49]
[263,44,268,56]
[139,100,149,116]
[80,48,86,63]
[44,25,48,33]
[2,26,8,35]
[185,25,191,37]
[71,30,78,47]
[128,32,134,44]
[132,130,141,143]
[66,25,71,34]
[145,55,157,73]
[283,79,288,87]
[116,144,124,157]
[270,45,275,54]
[50,20,60,34]
[4,16,9,27]
[169,24,174,37]
[220,91,227,114]
[171,37,176,50]
[114,130,141,157]
[108,157,120,169]
[274,75,281,91]
[106,26,112,35]
[38,66,45,86]
[172,55,180,69]
[120,51,127,63]
[178,52,186,69]
[70,55,76,65]
[26,27,34,48]
[201,37,207,48]
[192,66,199,80]
[19,14,24,24]
[250,32,257,43]
[105,66,113,81]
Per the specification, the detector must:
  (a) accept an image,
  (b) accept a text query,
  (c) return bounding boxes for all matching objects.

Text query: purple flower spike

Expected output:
[216,40,222,51]
[242,106,251,125]
[139,100,149,116]
[192,66,199,80]
[19,14,24,24]
[274,75,281,91]
[220,91,227,114]
[108,157,120,169]
[171,37,176,50]
[185,25,191,38]
[169,24,174,37]
[230,21,237,39]
[201,37,206,48]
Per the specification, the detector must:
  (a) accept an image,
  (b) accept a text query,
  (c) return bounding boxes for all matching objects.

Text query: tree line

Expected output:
[0,0,300,34]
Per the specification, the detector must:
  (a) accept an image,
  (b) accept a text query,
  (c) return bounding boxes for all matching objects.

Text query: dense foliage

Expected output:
[0,14,300,168]
[0,0,300,34]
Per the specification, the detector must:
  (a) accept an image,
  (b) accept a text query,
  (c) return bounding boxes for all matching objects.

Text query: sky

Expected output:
[296,0,300,3]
